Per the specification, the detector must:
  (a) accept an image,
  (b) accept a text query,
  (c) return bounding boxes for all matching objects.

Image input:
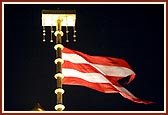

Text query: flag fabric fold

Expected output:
[62,47,153,104]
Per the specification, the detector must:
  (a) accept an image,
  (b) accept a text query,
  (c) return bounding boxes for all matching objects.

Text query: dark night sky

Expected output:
[4,3,164,111]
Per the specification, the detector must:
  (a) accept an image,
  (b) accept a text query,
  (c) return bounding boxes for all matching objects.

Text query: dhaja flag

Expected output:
[62,47,153,104]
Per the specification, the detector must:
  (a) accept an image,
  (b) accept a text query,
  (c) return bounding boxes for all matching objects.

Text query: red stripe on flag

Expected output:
[63,47,132,69]
[63,77,119,93]
[63,60,129,83]
[63,77,153,104]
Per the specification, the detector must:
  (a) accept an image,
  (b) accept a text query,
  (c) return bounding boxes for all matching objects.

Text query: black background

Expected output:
[4,4,164,111]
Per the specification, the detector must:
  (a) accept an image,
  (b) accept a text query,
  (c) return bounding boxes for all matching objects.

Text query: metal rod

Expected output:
[55,19,65,111]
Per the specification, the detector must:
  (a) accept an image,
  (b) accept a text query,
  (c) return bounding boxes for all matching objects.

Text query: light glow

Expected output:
[42,14,76,26]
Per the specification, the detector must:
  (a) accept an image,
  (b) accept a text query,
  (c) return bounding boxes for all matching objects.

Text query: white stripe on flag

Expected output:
[62,68,110,83]
[63,53,134,77]
[112,85,138,99]
[94,64,134,77]
[62,53,88,63]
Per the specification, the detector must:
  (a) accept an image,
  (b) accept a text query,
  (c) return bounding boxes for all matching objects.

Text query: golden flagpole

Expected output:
[41,10,76,111]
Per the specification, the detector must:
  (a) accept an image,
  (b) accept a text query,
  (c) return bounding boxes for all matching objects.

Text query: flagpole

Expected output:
[54,19,65,111]
[42,10,76,111]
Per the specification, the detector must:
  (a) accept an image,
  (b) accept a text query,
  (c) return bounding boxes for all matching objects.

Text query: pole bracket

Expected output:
[55,104,65,111]
[55,88,65,94]
[54,44,64,50]
[54,58,64,64]
[54,73,64,79]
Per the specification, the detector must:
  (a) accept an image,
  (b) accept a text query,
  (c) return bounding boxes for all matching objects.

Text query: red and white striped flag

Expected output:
[62,47,153,104]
